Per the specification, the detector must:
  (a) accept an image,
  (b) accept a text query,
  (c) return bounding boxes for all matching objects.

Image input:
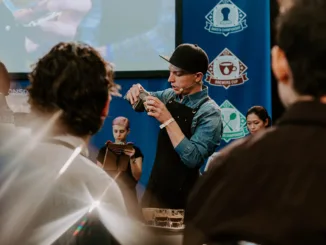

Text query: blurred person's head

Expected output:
[246,106,271,135]
[277,0,326,14]
[0,62,10,96]
[272,1,326,107]
[28,42,119,138]
[277,0,294,13]
[112,116,130,144]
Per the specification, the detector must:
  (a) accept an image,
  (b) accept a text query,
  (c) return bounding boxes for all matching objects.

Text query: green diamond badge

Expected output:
[220,100,249,143]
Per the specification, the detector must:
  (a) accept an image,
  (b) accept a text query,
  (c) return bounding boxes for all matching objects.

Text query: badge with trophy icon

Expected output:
[205,0,248,37]
[206,48,249,89]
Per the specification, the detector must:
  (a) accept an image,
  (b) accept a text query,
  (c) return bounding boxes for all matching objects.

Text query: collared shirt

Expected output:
[151,85,223,168]
[45,134,90,157]
[0,133,130,244]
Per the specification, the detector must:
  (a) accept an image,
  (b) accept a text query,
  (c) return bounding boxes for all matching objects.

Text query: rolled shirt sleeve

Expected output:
[174,105,223,168]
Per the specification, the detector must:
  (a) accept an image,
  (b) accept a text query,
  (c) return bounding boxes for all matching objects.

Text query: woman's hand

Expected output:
[124,148,136,158]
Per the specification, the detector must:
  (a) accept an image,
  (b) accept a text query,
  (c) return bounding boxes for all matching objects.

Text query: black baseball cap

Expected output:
[159,43,209,74]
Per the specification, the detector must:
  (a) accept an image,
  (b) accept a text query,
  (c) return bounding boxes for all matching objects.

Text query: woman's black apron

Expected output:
[142,97,210,209]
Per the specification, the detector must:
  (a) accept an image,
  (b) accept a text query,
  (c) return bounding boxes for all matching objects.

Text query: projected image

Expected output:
[0,0,176,72]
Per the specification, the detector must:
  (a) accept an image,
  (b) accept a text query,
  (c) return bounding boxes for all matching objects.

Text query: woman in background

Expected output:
[97,116,143,219]
[206,105,271,172]
[246,105,271,135]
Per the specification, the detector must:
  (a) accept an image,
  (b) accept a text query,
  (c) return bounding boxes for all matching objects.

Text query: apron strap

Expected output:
[192,97,211,114]
[167,96,211,112]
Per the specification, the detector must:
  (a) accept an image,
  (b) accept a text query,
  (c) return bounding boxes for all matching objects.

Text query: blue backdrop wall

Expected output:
[12,0,271,195]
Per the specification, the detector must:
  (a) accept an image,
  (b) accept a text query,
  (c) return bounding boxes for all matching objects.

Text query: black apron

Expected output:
[142,96,210,209]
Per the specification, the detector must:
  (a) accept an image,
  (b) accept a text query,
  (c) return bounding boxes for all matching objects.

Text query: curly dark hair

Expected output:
[276,1,326,98]
[28,42,120,137]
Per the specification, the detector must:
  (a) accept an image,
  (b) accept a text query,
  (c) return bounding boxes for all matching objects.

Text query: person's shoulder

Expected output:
[206,98,221,110]
[126,142,141,151]
[68,153,115,184]
[98,140,113,150]
[63,155,128,212]
[227,127,275,151]
[132,144,144,156]
[197,98,221,118]
[208,128,276,170]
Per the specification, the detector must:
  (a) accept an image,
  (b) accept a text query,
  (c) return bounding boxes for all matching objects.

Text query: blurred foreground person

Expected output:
[205,106,271,171]
[0,61,14,133]
[184,2,326,245]
[0,61,32,137]
[277,0,294,13]
[0,42,164,245]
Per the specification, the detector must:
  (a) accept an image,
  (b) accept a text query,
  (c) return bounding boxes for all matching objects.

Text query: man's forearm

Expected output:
[165,120,204,168]
[165,120,185,148]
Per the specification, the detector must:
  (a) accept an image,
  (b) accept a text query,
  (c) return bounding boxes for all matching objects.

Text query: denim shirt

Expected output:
[151,85,223,168]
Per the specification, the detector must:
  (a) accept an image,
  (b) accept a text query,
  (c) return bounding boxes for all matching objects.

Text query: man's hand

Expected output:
[144,95,173,124]
[126,84,144,105]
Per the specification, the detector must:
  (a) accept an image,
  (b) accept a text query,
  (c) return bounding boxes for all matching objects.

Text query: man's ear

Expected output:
[195,72,203,83]
[101,96,111,119]
[271,45,291,85]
